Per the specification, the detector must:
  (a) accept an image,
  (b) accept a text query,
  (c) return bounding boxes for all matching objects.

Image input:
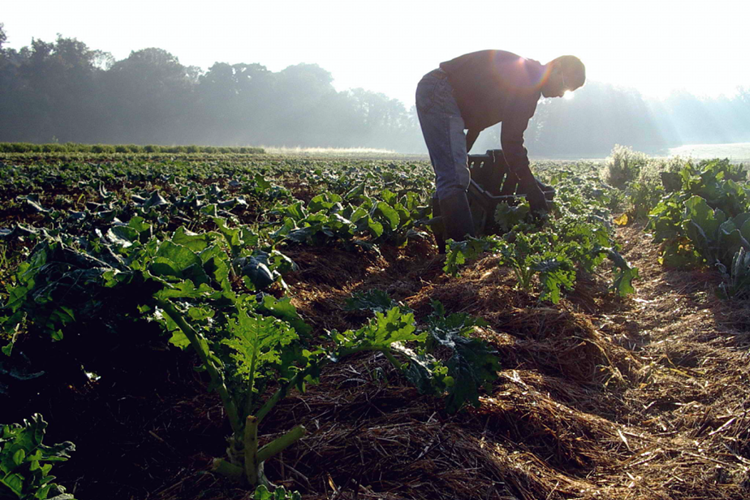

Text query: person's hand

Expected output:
[525,184,549,216]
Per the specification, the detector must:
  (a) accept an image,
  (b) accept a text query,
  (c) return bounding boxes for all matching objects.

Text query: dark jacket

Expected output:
[440,50,546,177]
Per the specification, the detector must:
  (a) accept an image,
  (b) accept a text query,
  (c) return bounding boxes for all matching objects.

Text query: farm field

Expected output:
[1,150,749,500]
[667,142,750,164]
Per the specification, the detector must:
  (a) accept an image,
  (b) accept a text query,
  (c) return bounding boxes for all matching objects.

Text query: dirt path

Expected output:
[583,224,750,499]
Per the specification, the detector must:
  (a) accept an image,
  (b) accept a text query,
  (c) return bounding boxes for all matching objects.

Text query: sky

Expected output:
[3,0,749,106]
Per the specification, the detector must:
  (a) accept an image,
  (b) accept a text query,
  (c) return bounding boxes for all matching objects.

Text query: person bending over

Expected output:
[416,50,585,241]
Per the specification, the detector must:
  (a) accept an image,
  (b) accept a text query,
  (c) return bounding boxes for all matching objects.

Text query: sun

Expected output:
[563,90,575,100]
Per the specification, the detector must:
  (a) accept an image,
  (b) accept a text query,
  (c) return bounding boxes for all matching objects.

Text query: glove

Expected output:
[525,183,549,216]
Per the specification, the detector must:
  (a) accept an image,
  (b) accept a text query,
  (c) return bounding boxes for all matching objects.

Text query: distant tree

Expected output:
[196,62,274,144]
[268,63,338,146]
[0,35,106,142]
[1,25,747,153]
[102,48,197,143]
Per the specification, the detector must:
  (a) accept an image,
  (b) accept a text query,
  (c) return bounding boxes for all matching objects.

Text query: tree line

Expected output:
[1,24,749,155]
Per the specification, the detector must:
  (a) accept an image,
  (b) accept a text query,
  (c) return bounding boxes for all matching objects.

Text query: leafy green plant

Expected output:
[345,289,399,313]
[720,247,750,299]
[443,236,502,276]
[626,177,665,220]
[443,175,638,304]
[1,414,76,500]
[649,162,750,268]
[401,302,500,413]
[270,189,429,251]
[254,485,301,500]
[604,145,650,189]
[1,214,501,489]
[647,158,750,296]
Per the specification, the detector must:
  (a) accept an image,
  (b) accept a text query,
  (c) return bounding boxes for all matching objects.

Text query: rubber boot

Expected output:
[439,191,476,242]
[431,192,447,252]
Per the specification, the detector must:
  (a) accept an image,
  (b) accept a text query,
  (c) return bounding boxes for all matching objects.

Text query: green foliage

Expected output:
[270,188,429,250]
[329,307,424,357]
[494,199,530,233]
[443,236,502,276]
[254,485,301,500]
[0,151,572,490]
[648,158,750,296]
[720,247,750,299]
[0,143,265,154]
[444,169,637,304]
[648,160,750,266]
[420,302,499,412]
[344,289,399,313]
[330,301,500,413]
[604,145,650,189]
[626,177,665,220]
[0,414,76,500]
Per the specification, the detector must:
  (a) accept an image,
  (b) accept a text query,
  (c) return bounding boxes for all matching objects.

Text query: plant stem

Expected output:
[382,349,403,371]
[255,366,314,424]
[156,298,241,435]
[243,318,260,418]
[257,425,306,463]
[212,458,243,480]
[244,415,259,486]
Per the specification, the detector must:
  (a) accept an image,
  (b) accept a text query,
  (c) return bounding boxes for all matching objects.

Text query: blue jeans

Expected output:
[416,69,470,200]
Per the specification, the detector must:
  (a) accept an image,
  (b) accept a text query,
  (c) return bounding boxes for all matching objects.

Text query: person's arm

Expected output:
[466,128,481,153]
[500,113,533,181]
[501,109,548,214]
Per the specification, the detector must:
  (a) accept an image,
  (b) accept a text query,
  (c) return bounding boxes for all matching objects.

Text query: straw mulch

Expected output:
[155,224,750,500]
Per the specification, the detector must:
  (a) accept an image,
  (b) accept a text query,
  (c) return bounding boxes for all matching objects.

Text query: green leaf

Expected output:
[221,305,299,390]
[1,473,24,496]
[606,248,639,297]
[376,202,400,231]
[343,181,366,201]
[168,330,191,349]
[172,227,216,252]
[419,304,499,412]
[494,201,530,232]
[333,307,423,353]
[153,241,202,273]
[257,295,312,337]
[532,256,576,304]
[0,414,76,499]
[280,201,306,221]
[254,485,301,500]
[682,195,726,261]
[345,289,398,313]
[154,281,217,300]
[142,191,170,208]
[613,266,640,297]
[237,257,276,289]
[309,193,342,213]
[127,216,152,236]
[444,237,500,276]
[107,226,138,247]
[254,174,272,190]
[212,217,241,250]
[426,321,500,413]
[367,218,384,238]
